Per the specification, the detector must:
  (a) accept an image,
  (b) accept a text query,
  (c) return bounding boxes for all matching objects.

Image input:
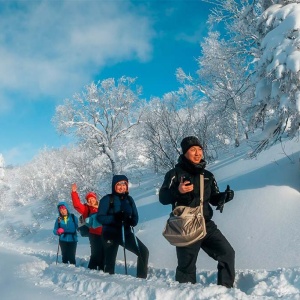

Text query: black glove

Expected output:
[114,211,125,222]
[115,211,132,225]
[216,185,234,213]
[124,215,134,226]
[226,188,234,202]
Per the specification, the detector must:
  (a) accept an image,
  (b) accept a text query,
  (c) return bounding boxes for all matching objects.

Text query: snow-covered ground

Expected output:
[0,138,299,299]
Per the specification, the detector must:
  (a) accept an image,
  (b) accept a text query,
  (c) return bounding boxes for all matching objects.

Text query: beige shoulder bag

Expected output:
[162,174,207,247]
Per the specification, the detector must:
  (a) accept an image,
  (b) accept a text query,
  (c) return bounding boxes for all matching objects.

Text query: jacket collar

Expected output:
[176,155,206,175]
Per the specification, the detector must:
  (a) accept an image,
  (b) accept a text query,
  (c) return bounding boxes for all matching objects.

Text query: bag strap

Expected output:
[199,174,204,215]
[70,213,76,225]
[108,194,114,213]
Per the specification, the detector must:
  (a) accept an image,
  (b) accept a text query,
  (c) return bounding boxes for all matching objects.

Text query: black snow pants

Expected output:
[59,241,77,265]
[175,220,235,287]
[88,233,105,270]
[103,232,149,279]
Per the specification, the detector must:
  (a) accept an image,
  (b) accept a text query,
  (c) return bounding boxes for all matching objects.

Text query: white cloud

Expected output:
[0,1,154,108]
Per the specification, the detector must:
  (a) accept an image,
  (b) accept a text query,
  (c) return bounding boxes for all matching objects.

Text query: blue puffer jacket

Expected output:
[53,201,78,242]
[97,175,139,240]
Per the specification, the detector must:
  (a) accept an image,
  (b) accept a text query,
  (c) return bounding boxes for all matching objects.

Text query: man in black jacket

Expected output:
[159,136,235,287]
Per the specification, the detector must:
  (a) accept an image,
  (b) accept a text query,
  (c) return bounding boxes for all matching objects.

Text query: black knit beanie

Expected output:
[181,136,202,154]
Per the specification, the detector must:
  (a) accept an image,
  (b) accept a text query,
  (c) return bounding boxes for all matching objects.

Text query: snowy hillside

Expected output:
[0,138,299,299]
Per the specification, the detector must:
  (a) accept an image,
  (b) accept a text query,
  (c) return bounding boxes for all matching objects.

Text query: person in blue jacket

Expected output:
[53,201,78,265]
[97,175,149,278]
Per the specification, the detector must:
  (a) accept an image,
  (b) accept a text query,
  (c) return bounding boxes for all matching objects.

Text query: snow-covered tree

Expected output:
[191,0,300,156]
[178,31,253,148]
[0,154,8,208]
[142,94,185,171]
[249,2,300,155]
[1,146,113,211]
[0,154,4,180]
[8,147,75,207]
[53,77,144,174]
[142,90,199,170]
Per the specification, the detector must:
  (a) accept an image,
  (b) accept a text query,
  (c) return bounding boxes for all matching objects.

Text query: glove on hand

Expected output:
[124,216,134,226]
[115,211,126,222]
[115,211,133,225]
[225,186,234,202]
[216,185,234,213]
[57,228,64,235]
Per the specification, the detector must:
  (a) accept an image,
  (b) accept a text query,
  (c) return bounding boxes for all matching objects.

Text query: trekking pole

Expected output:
[131,226,140,254]
[56,240,60,265]
[131,226,145,267]
[216,185,230,213]
[121,221,128,275]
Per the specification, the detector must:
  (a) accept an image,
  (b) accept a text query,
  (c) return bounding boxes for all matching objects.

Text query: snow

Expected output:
[254,78,271,103]
[251,2,300,144]
[0,2,300,299]
[296,91,300,112]
[0,138,299,299]
[259,3,300,76]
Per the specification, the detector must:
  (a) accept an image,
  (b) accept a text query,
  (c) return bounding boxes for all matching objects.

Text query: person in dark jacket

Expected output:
[159,136,235,287]
[53,201,78,265]
[71,184,105,270]
[96,175,149,279]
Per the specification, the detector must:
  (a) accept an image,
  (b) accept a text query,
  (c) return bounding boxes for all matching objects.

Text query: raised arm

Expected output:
[71,183,89,217]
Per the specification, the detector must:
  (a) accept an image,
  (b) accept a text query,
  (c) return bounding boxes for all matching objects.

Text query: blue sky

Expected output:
[0,0,212,166]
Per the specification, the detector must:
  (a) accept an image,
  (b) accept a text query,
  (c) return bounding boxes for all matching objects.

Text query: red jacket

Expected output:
[71,191,103,235]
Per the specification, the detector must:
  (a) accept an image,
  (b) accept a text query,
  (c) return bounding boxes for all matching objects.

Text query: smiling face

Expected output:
[115,181,127,194]
[184,146,203,164]
[87,196,97,206]
[59,206,68,216]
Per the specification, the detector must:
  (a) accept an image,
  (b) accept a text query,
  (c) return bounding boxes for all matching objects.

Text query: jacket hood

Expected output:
[112,174,128,194]
[57,201,70,214]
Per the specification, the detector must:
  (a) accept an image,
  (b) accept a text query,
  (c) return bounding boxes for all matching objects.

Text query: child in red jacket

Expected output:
[71,183,104,270]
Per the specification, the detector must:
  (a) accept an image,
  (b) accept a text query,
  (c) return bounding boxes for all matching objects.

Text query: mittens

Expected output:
[57,228,64,235]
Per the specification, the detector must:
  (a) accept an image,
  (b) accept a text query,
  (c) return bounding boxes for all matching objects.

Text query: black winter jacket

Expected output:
[159,155,223,220]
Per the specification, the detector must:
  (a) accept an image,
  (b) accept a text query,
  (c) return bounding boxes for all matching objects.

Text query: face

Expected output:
[87,197,97,206]
[115,181,127,194]
[59,206,68,216]
[184,146,203,164]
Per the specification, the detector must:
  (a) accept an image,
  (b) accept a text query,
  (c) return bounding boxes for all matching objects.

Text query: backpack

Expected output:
[77,215,90,237]
[77,204,97,237]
